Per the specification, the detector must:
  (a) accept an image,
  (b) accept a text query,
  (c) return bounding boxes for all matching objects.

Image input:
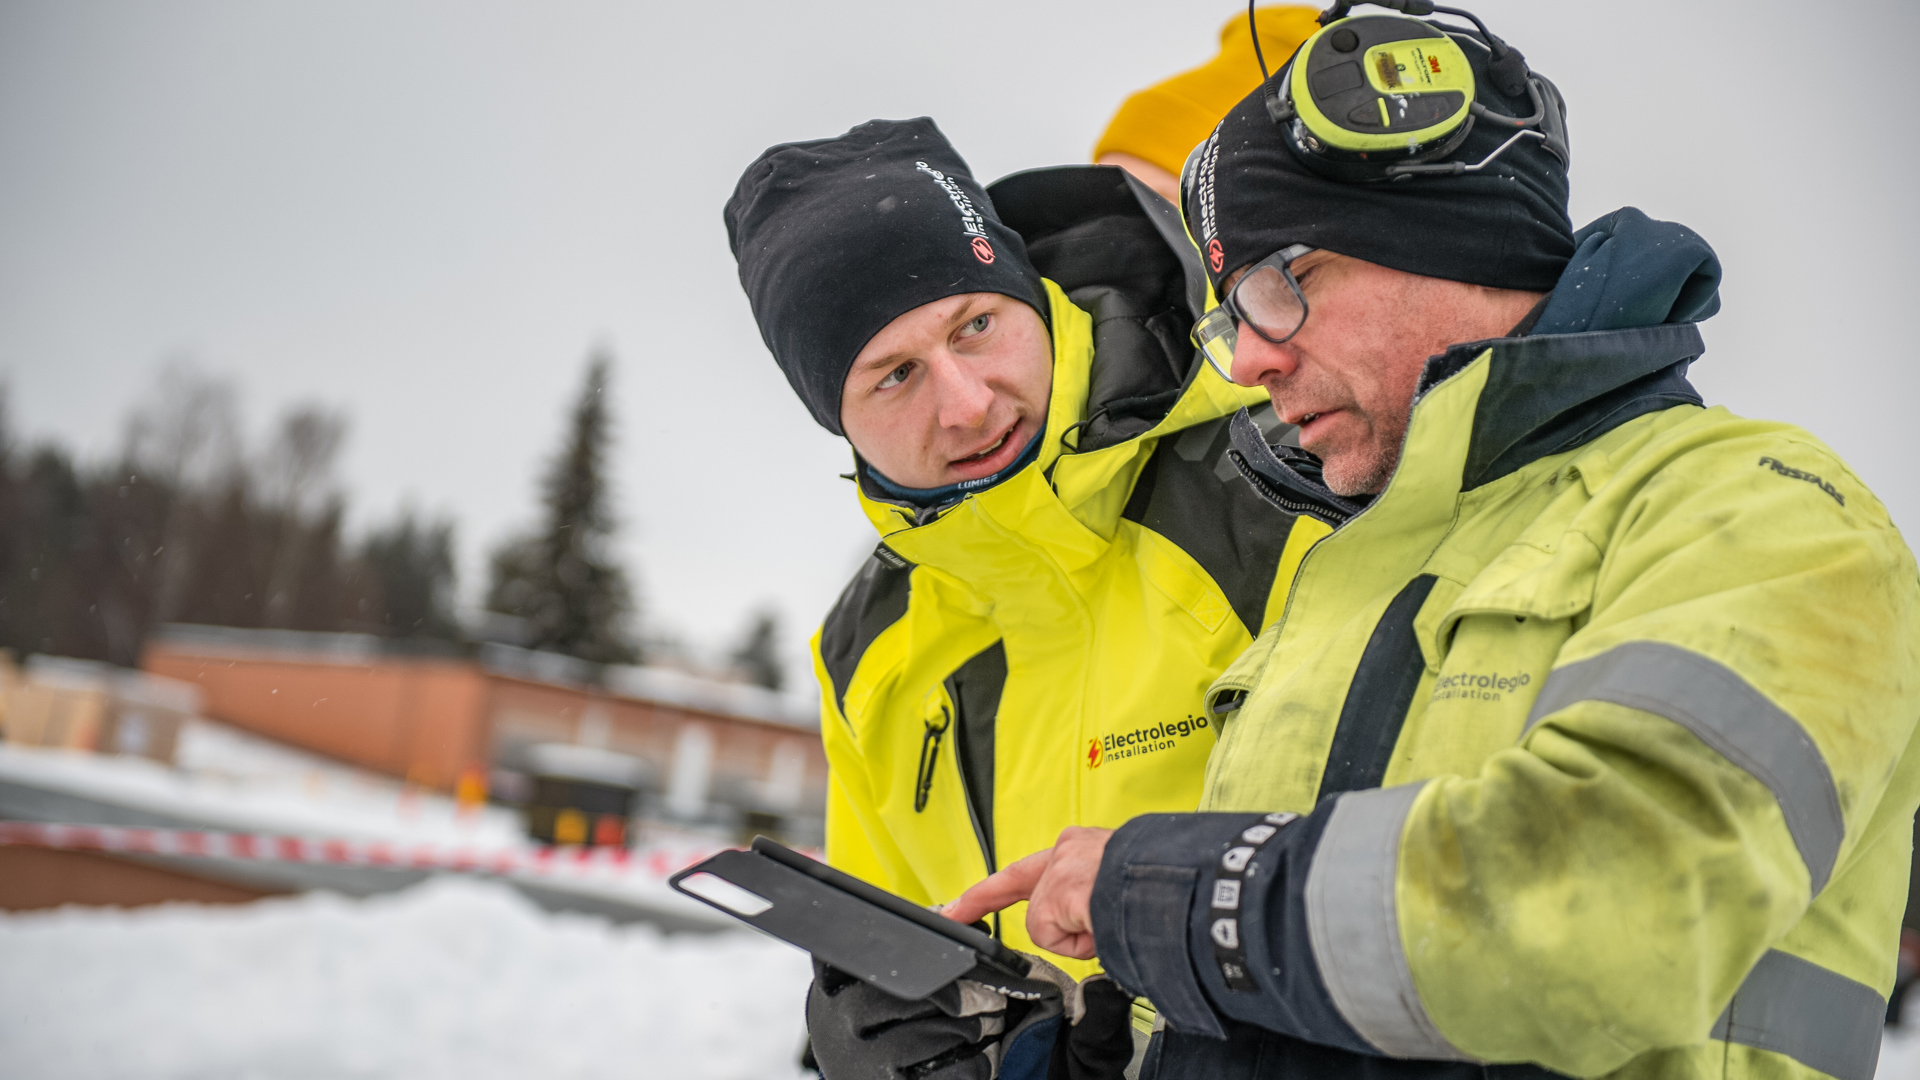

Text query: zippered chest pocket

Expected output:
[913,643,1006,871]
[1395,537,1599,782]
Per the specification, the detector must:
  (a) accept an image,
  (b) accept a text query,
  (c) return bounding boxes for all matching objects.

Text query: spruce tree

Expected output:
[729,609,784,691]
[486,353,639,665]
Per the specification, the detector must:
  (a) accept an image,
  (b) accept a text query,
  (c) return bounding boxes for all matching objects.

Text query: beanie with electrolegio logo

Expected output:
[1184,35,1574,294]
[725,117,1050,435]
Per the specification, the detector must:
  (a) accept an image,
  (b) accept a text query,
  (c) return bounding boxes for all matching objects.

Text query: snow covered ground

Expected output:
[0,877,812,1080]
[0,723,737,926]
[1,875,1915,1079]
[8,719,532,847]
[1887,1027,1920,1080]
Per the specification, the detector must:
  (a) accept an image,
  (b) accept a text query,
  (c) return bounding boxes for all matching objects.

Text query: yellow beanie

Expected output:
[1093,6,1324,178]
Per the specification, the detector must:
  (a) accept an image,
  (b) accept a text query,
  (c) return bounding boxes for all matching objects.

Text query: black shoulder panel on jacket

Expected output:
[989,165,1203,453]
[1317,574,1440,801]
[1123,413,1302,637]
[989,164,1206,317]
[819,544,915,720]
[945,640,1006,871]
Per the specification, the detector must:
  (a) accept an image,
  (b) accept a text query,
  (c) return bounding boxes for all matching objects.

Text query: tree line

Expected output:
[0,364,457,667]
[0,355,785,689]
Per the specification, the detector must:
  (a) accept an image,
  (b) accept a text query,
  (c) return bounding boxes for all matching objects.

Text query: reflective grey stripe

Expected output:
[1711,949,1885,1080]
[1525,641,1843,894]
[1304,781,1474,1061]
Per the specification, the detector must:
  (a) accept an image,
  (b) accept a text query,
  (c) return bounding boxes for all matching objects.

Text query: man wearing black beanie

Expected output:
[726,118,1328,1079]
[946,9,1919,1080]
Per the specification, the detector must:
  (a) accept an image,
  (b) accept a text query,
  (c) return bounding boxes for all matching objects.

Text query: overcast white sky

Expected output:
[2,0,1915,688]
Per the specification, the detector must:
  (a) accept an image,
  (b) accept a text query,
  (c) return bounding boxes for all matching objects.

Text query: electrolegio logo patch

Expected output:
[1086,715,1210,768]
[915,160,993,262]
[1431,670,1531,703]
[1206,239,1225,273]
[1192,131,1221,254]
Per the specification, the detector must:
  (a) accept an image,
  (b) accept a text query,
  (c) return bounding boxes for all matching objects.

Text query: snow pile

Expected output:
[1884,1023,1920,1079]
[0,877,811,1080]
[2,875,1915,1080]
[0,728,736,926]
[0,726,526,848]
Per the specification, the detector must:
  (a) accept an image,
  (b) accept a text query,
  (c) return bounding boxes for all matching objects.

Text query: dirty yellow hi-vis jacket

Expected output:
[809,166,1325,975]
[1088,217,1920,1080]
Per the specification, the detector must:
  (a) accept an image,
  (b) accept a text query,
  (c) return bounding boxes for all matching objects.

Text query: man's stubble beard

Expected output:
[1320,410,1409,498]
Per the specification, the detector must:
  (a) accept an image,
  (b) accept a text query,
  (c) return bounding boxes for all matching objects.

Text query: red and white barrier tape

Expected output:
[0,820,719,880]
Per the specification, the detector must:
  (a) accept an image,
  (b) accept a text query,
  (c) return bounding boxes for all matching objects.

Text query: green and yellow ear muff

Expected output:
[1248,0,1570,182]
[1289,17,1475,163]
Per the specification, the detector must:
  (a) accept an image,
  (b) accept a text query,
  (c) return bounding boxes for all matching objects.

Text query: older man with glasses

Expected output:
[948,10,1920,1080]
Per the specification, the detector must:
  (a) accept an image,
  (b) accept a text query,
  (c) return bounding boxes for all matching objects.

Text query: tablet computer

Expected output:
[669,836,1030,1000]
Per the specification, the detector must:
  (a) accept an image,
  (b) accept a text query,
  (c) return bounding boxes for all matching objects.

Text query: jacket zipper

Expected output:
[913,705,951,813]
[947,690,1001,939]
[1228,450,1356,525]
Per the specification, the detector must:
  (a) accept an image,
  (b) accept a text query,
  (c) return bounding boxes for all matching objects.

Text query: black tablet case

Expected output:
[670,836,1030,1000]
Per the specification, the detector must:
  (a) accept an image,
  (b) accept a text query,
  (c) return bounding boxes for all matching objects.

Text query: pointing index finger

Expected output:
[941,847,1052,926]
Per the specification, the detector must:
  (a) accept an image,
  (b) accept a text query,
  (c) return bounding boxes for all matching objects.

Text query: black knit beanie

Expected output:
[1185,23,1575,294]
[725,118,1050,435]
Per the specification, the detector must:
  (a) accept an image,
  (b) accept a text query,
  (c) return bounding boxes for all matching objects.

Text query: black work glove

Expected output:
[1046,975,1135,1080]
[805,954,1075,1080]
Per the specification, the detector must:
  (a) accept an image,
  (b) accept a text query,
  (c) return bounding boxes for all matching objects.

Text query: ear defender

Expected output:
[1249,0,1569,183]
[1287,18,1475,169]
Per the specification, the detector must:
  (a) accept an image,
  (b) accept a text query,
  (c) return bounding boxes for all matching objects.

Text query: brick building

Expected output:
[140,625,827,844]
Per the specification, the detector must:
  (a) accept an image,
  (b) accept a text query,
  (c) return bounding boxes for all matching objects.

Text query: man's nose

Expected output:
[929,353,994,430]
[1230,331,1299,388]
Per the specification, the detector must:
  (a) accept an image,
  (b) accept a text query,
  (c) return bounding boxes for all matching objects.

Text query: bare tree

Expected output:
[122,360,243,490]
[122,361,242,624]
[256,405,348,628]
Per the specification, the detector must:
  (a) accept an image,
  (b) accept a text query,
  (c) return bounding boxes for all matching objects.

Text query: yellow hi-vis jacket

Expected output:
[1088,215,1918,1080]
[810,166,1326,975]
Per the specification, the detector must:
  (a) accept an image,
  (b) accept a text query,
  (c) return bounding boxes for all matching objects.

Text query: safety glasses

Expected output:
[1191,244,1314,382]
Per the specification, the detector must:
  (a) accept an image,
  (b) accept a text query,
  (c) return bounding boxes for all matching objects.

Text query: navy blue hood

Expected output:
[1534,206,1721,335]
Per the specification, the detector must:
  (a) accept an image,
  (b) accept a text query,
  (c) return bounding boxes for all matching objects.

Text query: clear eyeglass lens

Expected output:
[1234,264,1307,342]
[1191,306,1239,380]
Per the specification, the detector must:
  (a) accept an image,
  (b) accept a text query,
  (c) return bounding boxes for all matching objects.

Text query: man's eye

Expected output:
[958,314,991,337]
[876,362,913,390]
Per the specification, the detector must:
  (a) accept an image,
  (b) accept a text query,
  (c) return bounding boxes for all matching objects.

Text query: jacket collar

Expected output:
[1230,322,1706,524]
[1437,322,1704,492]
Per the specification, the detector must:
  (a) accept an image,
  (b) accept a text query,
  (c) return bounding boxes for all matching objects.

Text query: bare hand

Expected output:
[944,826,1112,960]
